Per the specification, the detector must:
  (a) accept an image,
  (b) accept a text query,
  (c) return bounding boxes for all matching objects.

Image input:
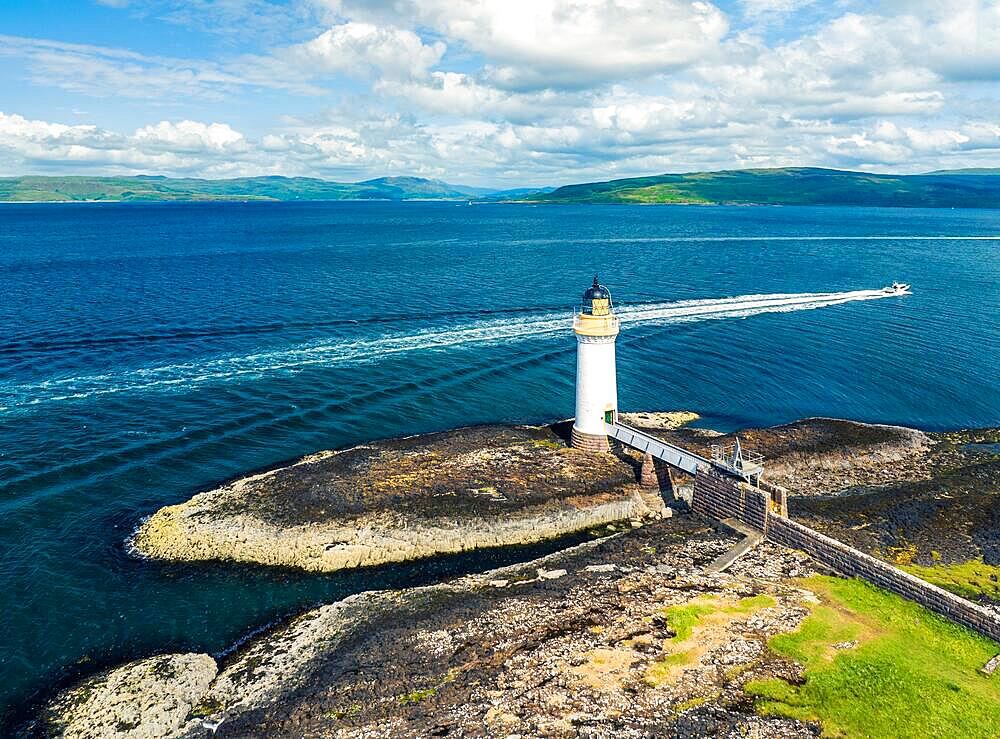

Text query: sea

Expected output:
[1,201,998,725]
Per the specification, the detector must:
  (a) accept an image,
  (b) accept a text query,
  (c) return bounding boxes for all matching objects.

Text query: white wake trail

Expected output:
[0,288,906,412]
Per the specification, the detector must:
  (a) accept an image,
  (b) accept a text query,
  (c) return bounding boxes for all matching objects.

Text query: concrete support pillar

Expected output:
[640,452,658,488]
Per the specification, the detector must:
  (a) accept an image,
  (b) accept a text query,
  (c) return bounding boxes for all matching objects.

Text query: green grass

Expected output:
[644,650,696,686]
[903,560,1000,601]
[615,184,712,203]
[397,687,438,705]
[530,438,565,450]
[187,699,224,719]
[661,601,719,641]
[645,594,776,686]
[745,576,1000,738]
[660,594,777,641]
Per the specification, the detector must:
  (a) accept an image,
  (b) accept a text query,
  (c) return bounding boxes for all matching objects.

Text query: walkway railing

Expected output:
[605,421,708,475]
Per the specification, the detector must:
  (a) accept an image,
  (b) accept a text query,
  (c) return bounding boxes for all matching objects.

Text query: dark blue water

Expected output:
[1,202,998,723]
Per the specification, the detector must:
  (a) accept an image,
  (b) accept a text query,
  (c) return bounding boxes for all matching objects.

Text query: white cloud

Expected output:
[286,22,445,80]
[3,1,1000,182]
[134,120,246,152]
[376,72,571,123]
[739,0,815,16]
[0,34,323,100]
[887,0,1000,81]
[328,0,729,89]
[0,112,254,175]
[824,120,997,166]
[2,106,999,185]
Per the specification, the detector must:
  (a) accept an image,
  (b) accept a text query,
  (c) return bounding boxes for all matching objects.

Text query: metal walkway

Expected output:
[605,421,708,475]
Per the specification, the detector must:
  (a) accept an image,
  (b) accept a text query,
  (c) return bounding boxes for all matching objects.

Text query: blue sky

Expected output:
[1,0,998,185]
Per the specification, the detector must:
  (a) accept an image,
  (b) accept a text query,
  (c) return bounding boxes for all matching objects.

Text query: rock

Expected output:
[131,424,656,573]
[738,418,932,496]
[618,411,700,431]
[38,517,818,739]
[56,411,993,737]
[38,653,217,739]
[538,568,568,580]
[708,638,764,666]
[982,654,1000,676]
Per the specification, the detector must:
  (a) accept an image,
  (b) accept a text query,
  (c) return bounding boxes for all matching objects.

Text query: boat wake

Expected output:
[0,288,906,413]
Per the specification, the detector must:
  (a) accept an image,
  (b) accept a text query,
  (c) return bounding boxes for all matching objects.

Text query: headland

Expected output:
[32,412,1000,738]
[129,422,671,573]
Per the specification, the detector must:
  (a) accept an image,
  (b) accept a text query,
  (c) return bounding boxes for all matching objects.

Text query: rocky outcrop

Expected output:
[633,417,997,567]
[37,654,217,739]
[40,413,995,737]
[652,417,932,496]
[40,516,821,738]
[618,410,699,430]
[746,418,932,494]
[131,424,664,572]
[789,426,1000,566]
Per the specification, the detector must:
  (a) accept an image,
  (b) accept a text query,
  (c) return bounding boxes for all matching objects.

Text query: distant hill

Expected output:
[4,168,998,206]
[926,168,1000,175]
[356,176,490,199]
[0,175,517,203]
[524,167,1000,207]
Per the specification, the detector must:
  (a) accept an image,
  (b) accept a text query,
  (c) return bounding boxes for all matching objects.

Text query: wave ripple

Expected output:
[0,288,904,414]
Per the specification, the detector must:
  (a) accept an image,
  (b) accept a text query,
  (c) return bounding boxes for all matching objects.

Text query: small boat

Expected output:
[883,282,911,293]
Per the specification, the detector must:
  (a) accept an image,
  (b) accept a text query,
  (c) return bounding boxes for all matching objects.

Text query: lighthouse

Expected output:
[572,276,620,451]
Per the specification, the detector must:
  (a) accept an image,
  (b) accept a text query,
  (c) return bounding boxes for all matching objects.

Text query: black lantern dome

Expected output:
[581,275,613,315]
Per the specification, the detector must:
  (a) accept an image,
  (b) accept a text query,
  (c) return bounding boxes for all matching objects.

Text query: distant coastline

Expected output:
[3,167,1000,207]
[525,167,1000,207]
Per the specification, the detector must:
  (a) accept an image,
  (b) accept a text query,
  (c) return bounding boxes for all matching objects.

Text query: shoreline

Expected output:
[6,525,606,735]
[34,516,823,738]
[6,199,1000,210]
[128,422,671,573]
[20,413,1000,735]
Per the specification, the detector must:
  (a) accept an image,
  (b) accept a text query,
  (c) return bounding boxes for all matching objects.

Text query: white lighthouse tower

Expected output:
[572,276,620,451]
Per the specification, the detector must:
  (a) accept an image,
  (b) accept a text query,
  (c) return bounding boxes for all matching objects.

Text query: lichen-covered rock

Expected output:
[619,410,699,430]
[636,416,998,568]
[39,517,821,739]
[650,417,932,496]
[746,418,932,493]
[131,424,661,572]
[39,653,216,738]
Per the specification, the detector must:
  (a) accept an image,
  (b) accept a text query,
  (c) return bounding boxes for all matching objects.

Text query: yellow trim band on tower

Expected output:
[573,313,620,337]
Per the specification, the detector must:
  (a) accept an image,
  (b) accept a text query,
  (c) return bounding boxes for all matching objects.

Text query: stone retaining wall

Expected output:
[691,469,768,530]
[691,468,1000,643]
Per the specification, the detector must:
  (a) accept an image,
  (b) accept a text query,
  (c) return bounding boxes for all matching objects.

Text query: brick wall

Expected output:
[691,469,1000,644]
[691,468,769,530]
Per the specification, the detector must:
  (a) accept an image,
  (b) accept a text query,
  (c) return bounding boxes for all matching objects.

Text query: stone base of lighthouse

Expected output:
[571,427,610,452]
